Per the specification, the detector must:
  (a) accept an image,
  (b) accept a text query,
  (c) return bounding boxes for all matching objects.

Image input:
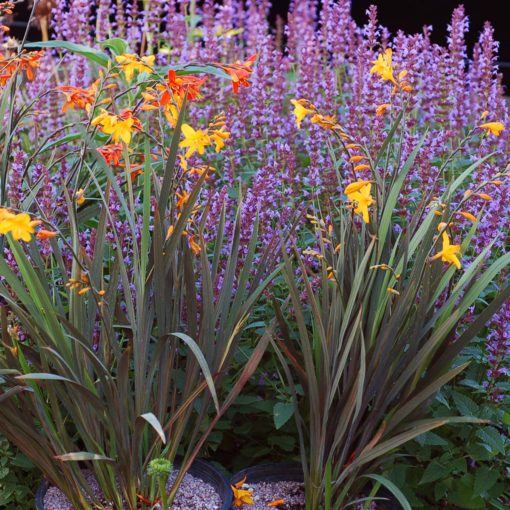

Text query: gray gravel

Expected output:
[236,480,378,509]
[240,480,305,509]
[43,470,222,509]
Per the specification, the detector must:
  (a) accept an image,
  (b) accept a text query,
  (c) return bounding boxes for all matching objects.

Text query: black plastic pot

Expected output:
[230,463,402,510]
[231,462,304,486]
[35,458,232,510]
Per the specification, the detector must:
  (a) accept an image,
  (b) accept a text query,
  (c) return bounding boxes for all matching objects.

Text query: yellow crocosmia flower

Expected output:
[430,232,462,270]
[75,188,86,206]
[101,117,135,144]
[162,103,180,127]
[370,48,397,84]
[178,154,188,172]
[290,99,315,129]
[91,109,115,128]
[93,110,141,145]
[345,182,374,223]
[210,127,230,152]
[0,213,41,242]
[0,208,14,222]
[478,193,492,201]
[479,122,504,137]
[179,124,211,158]
[115,53,155,82]
[344,180,372,195]
[231,485,254,507]
[354,164,371,171]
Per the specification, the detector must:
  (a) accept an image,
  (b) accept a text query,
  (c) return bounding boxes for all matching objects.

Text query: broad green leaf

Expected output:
[473,465,499,495]
[273,402,294,430]
[167,64,231,80]
[419,459,450,484]
[451,391,479,417]
[25,41,110,67]
[99,38,129,56]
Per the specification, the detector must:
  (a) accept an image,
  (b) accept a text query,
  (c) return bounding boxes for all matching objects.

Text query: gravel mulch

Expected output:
[236,480,381,509]
[239,480,305,510]
[43,470,222,510]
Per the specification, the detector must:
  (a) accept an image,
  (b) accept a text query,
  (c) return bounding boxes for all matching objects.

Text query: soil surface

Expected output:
[43,470,222,510]
[241,480,305,510]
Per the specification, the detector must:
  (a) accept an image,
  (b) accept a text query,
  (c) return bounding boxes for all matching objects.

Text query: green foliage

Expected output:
[0,434,39,509]
[383,342,510,509]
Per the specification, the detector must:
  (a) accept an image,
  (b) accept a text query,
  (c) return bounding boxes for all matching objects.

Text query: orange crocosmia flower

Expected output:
[375,103,391,116]
[176,191,190,209]
[344,180,372,195]
[143,85,183,127]
[349,155,365,163]
[188,165,209,177]
[58,80,98,113]
[163,70,208,102]
[36,229,58,239]
[130,168,143,183]
[188,235,201,254]
[458,211,477,222]
[219,54,257,94]
[268,499,285,508]
[233,476,247,490]
[1,50,43,86]
[17,50,44,81]
[210,127,230,152]
[310,113,340,130]
[97,144,124,166]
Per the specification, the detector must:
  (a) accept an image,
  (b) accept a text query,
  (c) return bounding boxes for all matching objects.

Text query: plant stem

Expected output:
[158,476,169,510]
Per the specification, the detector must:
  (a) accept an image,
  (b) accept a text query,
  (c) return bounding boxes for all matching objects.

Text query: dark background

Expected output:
[7,0,510,90]
[271,0,510,90]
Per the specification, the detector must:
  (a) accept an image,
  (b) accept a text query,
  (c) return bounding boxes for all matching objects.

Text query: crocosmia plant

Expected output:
[0,16,281,509]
